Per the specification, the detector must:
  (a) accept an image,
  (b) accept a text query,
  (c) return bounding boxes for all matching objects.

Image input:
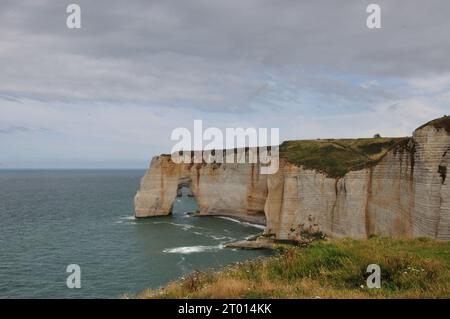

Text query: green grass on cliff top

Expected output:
[136,237,450,299]
[279,137,408,178]
[416,115,450,133]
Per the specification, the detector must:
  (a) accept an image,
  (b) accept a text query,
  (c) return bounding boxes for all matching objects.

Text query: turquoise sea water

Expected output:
[0,170,269,298]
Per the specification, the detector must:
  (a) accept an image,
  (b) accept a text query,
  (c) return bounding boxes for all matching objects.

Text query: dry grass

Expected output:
[136,237,450,299]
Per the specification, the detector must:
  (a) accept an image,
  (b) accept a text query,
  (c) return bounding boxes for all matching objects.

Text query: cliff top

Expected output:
[416,115,450,134]
[280,137,407,178]
[280,116,449,177]
[163,137,407,178]
[162,117,449,178]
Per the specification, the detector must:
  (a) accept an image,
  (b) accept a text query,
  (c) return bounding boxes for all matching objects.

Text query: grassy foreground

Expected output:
[136,237,450,299]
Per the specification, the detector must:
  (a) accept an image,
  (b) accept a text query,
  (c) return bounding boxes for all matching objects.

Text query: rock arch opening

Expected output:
[170,178,199,216]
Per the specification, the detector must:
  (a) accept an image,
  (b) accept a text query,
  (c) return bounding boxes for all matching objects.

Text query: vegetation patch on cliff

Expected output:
[136,237,450,299]
[416,115,450,134]
[279,137,407,178]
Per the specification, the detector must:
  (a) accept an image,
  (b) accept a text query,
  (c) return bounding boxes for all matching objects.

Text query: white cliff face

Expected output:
[410,125,450,240]
[135,118,450,241]
[265,164,371,240]
[264,123,450,241]
[134,156,267,221]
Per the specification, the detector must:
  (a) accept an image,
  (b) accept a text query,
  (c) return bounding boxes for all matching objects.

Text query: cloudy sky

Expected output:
[1,0,449,168]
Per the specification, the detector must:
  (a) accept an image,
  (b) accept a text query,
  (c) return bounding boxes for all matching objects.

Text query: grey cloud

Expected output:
[0,125,31,134]
[0,0,449,111]
[0,125,53,134]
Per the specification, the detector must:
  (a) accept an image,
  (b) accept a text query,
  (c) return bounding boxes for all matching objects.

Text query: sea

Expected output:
[0,170,269,298]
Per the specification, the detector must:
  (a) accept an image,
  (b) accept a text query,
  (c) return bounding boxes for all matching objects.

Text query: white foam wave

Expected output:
[189,230,234,241]
[119,216,136,220]
[193,231,204,236]
[217,216,266,230]
[163,244,223,254]
[114,215,137,225]
[210,235,232,240]
[153,221,196,230]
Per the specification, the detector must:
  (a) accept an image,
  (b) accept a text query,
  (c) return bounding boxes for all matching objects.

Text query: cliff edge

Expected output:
[134,116,450,241]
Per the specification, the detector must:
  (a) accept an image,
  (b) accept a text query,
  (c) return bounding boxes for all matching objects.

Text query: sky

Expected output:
[1,0,450,168]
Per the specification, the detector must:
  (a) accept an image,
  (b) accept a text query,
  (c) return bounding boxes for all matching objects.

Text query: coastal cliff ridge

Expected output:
[134,116,450,241]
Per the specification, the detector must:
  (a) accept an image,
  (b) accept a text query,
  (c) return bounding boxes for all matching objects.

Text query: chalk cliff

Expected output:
[135,117,450,241]
[134,157,268,223]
